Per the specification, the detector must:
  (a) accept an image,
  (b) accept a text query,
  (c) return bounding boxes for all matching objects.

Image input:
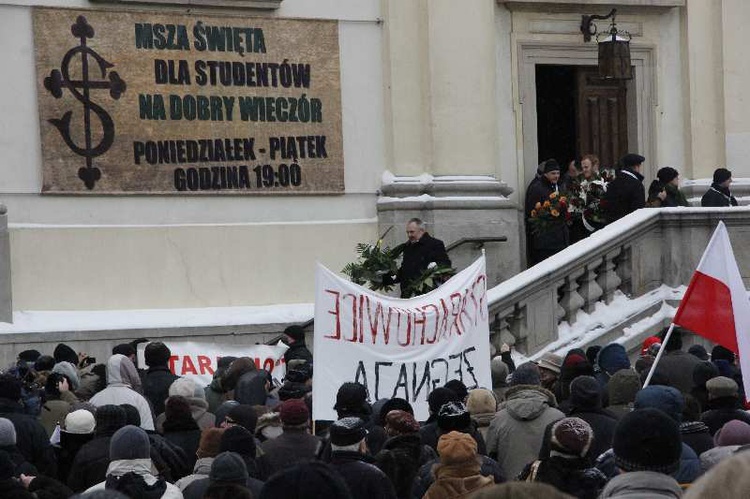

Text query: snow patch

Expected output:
[0,303,315,334]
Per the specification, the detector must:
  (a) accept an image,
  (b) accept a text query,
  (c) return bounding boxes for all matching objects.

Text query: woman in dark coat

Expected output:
[161,396,201,472]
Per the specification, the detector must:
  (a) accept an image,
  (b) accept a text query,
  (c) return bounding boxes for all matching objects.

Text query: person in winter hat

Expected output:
[654,327,703,394]
[594,343,630,400]
[258,460,353,499]
[161,395,201,472]
[691,361,719,412]
[182,450,263,499]
[510,362,541,387]
[175,427,226,490]
[376,410,435,499]
[684,450,750,499]
[701,168,738,207]
[420,387,460,453]
[606,369,641,419]
[327,417,398,499]
[701,376,750,435]
[84,425,182,498]
[699,419,750,470]
[0,374,57,478]
[0,417,37,478]
[518,417,607,499]
[423,431,494,499]
[89,355,154,431]
[599,408,683,498]
[467,389,497,442]
[142,342,179,417]
[283,325,313,366]
[564,376,618,461]
[490,356,511,403]
[258,398,320,479]
[204,356,237,414]
[536,352,563,393]
[156,378,215,432]
[55,409,96,484]
[485,381,565,479]
[39,368,79,438]
[436,401,487,455]
[554,349,595,405]
[66,404,127,492]
[680,394,714,458]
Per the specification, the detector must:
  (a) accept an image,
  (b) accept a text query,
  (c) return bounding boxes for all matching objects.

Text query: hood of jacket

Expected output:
[106,458,157,478]
[428,462,493,497]
[107,354,142,391]
[505,385,557,421]
[599,471,682,498]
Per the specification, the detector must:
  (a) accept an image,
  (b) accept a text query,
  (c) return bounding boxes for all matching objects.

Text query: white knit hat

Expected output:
[64,409,96,434]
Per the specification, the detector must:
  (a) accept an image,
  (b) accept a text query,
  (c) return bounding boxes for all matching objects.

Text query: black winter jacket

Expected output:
[330,451,397,499]
[603,168,645,223]
[141,366,179,416]
[397,233,451,298]
[701,183,738,207]
[375,433,436,499]
[0,399,57,477]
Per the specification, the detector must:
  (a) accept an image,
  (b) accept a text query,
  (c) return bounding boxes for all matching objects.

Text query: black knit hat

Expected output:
[144,342,171,367]
[95,405,127,436]
[444,380,468,401]
[428,387,460,415]
[258,461,352,499]
[220,426,256,459]
[284,325,306,342]
[437,401,471,432]
[210,451,248,484]
[54,343,78,365]
[613,408,681,474]
[688,345,709,361]
[33,355,55,372]
[226,404,258,433]
[18,350,41,363]
[569,376,602,410]
[110,425,150,460]
[657,167,679,184]
[713,168,732,184]
[120,404,141,427]
[333,382,370,416]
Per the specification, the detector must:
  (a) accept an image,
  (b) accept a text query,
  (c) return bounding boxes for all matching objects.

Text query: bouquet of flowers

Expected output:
[528,191,570,235]
[565,171,612,230]
[341,238,403,293]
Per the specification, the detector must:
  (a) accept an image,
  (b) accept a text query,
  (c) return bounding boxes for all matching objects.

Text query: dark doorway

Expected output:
[536,64,629,169]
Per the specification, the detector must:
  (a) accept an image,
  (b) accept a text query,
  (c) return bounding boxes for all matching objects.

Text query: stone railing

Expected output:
[486,207,750,356]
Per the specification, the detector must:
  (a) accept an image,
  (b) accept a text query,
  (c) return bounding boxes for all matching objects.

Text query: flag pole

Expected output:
[643,323,676,388]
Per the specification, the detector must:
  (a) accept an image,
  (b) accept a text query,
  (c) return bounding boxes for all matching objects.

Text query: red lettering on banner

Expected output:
[476,274,487,320]
[324,290,342,340]
[365,296,391,345]
[168,355,179,374]
[397,308,412,346]
[422,303,440,344]
[197,356,214,375]
[449,292,463,337]
[343,293,358,342]
[181,355,198,375]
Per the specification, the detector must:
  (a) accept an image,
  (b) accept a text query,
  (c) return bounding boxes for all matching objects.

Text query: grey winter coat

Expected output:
[598,471,682,498]
[485,385,564,479]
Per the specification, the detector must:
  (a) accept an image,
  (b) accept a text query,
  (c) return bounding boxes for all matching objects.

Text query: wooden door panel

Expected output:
[577,68,628,168]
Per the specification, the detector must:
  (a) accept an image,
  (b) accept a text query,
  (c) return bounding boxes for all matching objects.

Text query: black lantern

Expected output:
[581,9,632,80]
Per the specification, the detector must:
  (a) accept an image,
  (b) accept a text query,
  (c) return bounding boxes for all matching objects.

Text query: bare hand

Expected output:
[57,377,69,393]
[20,474,34,488]
[657,190,667,201]
[500,343,511,353]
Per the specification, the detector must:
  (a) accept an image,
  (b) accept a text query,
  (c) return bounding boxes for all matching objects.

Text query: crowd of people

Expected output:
[0,325,749,498]
[525,152,739,264]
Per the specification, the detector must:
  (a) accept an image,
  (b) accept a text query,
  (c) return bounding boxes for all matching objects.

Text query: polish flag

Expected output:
[672,221,750,393]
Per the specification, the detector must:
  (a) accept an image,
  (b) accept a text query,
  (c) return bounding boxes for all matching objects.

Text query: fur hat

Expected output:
[330,417,367,447]
[64,409,96,435]
[549,417,594,458]
[713,168,732,184]
[384,410,420,435]
[54,343,78,365]
[279,399,309,426]
[110,425,150,460]
[0,418,16,446]
[466,389,497,415]
[333,382,371,416]
[537,353,563,375]
[437,431,477,465]
[613,408,681,474]
[706,376,738,400]
[197,427,226,458]
[657,167,679,184]
[144,342,171,367]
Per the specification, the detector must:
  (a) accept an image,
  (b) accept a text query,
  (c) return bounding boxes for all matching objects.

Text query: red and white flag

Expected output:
[673,221,750,394]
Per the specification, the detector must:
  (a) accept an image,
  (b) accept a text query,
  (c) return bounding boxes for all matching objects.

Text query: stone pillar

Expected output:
[721,0,750,177]
[0,205,11,323]
[380,0,521,284]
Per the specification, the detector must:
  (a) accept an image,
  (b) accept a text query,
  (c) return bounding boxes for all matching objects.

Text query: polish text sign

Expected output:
[313,257,492,421]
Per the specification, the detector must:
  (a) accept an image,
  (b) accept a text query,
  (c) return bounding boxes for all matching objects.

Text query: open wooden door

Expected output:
[576,67,628,168]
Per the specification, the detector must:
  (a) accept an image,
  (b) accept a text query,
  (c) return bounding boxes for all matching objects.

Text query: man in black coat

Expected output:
[0,375,56,478]
[283,325,313,366]
[701,168,738,207]
[525,159,569,265]
[397,218,451,298]
[328,417,397,499]
[141,341,179,417]
[603,153,646,223]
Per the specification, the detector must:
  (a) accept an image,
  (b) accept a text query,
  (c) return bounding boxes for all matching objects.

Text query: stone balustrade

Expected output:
[486,207,750,357]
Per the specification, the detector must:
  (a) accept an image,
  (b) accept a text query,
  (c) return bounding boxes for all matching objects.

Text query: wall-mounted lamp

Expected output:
[581,8,632,80]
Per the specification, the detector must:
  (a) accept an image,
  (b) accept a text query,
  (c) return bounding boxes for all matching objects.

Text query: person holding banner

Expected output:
[396,218,451,298]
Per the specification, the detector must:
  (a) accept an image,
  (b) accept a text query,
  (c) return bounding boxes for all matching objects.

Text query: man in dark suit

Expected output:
[397,218,451,298]
[603,153,646,223]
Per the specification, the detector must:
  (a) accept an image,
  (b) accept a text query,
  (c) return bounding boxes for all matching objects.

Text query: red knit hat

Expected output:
[641,336,661,356]
[279,399,309,426]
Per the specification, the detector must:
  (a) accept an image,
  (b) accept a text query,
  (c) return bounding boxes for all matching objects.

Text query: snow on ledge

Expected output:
[380,170,500,186]
[0,303,315,334]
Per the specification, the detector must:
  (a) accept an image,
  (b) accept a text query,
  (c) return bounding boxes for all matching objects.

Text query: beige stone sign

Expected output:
[33,7,343,194]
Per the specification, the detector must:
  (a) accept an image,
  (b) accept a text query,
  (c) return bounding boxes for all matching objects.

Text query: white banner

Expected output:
[137,340,288,387]
[313,256,492,421]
